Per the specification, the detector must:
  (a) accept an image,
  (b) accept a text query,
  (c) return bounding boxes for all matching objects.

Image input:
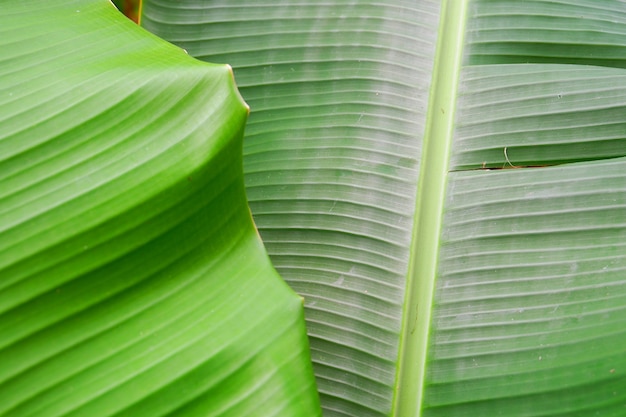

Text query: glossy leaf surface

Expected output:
[0,1,321,416]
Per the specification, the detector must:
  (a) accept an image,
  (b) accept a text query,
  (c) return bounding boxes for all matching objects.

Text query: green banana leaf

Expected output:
[141,0,626,416]
[0,1,320,416]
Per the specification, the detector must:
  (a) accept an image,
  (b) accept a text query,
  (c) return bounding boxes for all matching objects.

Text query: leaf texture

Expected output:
[423,158,626,416]
[466,0,626,68]
[0,1,320,416]
[451,64,626,169]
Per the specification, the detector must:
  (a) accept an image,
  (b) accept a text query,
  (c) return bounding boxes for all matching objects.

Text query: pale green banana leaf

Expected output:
[0,1,320,416]
[142,0,626,416]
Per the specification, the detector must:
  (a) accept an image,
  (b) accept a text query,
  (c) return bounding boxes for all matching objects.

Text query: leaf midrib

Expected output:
[392,1,469,416]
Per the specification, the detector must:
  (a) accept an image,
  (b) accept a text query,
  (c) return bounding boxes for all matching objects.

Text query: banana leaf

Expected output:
[0,1,320,416]
[142,1,626,417]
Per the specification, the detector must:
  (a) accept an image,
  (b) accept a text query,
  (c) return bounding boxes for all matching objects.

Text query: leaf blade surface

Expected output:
[0,1,321,416]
